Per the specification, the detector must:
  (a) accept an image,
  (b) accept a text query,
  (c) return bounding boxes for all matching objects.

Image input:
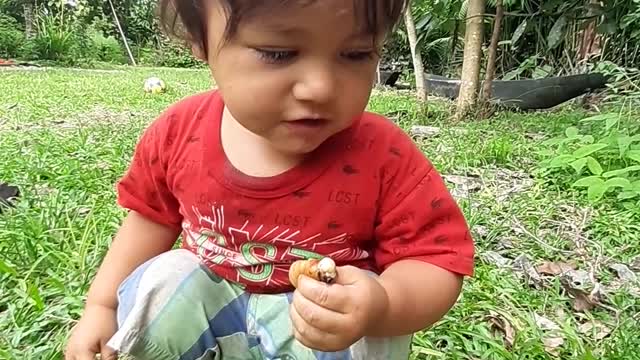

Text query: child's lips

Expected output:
[289,118,328,127]
[285,118,330,132]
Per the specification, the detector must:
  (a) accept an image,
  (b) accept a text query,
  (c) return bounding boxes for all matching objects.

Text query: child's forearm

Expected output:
[85,211,180,309]
[367,260,463,337]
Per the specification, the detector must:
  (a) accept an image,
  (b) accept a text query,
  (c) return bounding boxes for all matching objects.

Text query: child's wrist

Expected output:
[362,277,392,337]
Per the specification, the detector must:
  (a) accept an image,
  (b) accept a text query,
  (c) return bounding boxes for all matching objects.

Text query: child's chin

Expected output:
[278,140,325,156]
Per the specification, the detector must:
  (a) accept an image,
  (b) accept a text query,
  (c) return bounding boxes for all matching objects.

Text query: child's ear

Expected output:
[191,43,207,62]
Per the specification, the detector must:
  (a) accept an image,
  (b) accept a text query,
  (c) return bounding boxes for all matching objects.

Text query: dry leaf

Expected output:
[487,312,516,348]
[609,263,637,283]
[542,336,565,355]
[410,125,440,138]
[513,255,543,286]
[578,321,611,340]
[534,314,564,355]
[554,308,568,323]
[534,314,561,331]
[572,292,597,312]
[606,279,640,298]
[472,225,489,239]
[536,261,577,276]
[496,236,516,250]
[443,174,483,199]
[482,251,511,268]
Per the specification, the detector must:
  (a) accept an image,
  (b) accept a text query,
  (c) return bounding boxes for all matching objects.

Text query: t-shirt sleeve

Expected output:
[373,132,475,276]
[116,113,183,230]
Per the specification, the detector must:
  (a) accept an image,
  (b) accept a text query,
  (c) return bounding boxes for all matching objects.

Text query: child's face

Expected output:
[201,0,382,156]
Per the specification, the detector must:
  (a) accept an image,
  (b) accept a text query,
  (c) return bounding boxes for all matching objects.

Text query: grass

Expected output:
[1,66,639,359]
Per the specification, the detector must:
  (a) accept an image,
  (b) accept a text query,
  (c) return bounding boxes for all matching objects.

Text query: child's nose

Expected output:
[292,64,336,104]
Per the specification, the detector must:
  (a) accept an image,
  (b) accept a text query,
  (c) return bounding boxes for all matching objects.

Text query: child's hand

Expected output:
[289,265,389,352]
[65,304,118,360]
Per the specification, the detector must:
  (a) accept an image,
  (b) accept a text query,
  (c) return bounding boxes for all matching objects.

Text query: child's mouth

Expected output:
[286,118,329,130]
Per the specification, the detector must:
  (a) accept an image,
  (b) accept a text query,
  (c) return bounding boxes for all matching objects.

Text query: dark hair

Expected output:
[159,0,409,56]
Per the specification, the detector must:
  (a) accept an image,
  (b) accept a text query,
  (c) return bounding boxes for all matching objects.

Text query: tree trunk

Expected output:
[577,0,602,67]
[23,2,35,39]
[481,0,504,103]
[404,6,427,102]
[455,0,486,119]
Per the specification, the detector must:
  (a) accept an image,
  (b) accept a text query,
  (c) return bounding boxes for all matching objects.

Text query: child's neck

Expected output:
[220,107,305,178]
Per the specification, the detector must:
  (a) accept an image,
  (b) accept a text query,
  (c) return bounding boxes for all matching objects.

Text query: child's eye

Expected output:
[254,48,297,64]
[342,50,375,61]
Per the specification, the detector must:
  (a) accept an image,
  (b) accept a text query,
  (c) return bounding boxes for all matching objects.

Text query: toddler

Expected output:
[65,1,475,359]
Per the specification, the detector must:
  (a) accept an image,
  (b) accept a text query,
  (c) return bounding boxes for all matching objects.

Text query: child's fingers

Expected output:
[66,349,96,360]
[292,288,346,333]
[296,276,350,313]
[101,345,118,360]
[290,304,345,352]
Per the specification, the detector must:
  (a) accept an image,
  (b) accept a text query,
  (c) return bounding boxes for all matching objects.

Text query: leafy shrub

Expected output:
[21,14,75,62]
[0,14,24,58]
[537,113,640,208]
[87,28,125,63]
[154,40,204,68]
[19,12,97,65]
[590,61,640,103]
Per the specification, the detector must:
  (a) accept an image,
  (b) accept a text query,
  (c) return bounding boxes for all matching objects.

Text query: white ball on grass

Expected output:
[143,77,166,94]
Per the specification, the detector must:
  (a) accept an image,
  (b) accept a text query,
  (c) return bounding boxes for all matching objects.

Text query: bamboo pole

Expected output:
[108,0,136,66]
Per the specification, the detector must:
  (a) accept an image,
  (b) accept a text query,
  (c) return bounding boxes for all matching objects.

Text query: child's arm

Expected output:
[65,211,180,359]
[369,260,463,337]
[84,211,180,310]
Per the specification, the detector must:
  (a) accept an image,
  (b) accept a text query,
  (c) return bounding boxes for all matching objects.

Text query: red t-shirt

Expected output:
[117,90,474,293]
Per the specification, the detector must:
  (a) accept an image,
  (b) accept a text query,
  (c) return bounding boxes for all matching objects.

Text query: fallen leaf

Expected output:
[542,336,565,355]
[491,168,535,201]
[513,254,543,286]
[487,312,516,348]
[572,292,597,312]
[630,256,640,272]
[534,314,560,331]
[555,308,568,322]
[443,174,483,200]
[534,314,564,356]
[482,251,511,268]
[443,175,483,190]
[410,125,440,138]
[578,321,611,340]
[472,225,489,239]
[536,261,577,276]
[609,263,637,283]
[606,279,640,298]
[496,236,516,250]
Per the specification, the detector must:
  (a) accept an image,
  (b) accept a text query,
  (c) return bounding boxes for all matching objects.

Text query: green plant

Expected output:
[538,112,640,205]
[0,14,24,58]
[145,37,204,68]
[87,28,124,63]
[21,12,74,61]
